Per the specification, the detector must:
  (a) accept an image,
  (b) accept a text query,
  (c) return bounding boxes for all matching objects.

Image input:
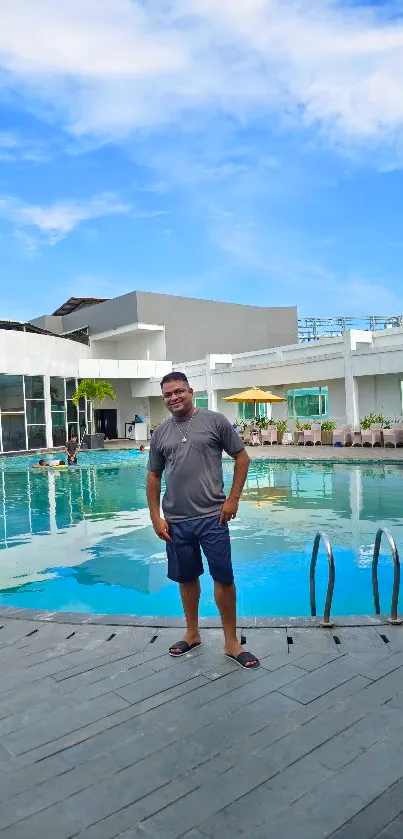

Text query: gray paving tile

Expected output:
[252,728,403,839]
[336,627,390,652]
[198,754,334,837]
[379,817,403,839]
[328,779,403,838]
[2,692,129,757]
[278,655,372,703]
[1,622,403,839]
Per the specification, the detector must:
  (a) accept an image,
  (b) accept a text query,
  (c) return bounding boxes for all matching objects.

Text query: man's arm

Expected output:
[219,448,250,524]
[146,471,172,542]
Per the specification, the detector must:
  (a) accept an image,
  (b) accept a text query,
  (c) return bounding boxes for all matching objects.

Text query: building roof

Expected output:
[51,297,108,317]
[0,320,89,345]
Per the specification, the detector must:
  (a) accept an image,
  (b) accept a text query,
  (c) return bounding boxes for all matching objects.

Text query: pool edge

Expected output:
[0,604,393,628]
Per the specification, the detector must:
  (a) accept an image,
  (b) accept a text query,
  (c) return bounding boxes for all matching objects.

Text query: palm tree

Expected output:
[72,379,117,440]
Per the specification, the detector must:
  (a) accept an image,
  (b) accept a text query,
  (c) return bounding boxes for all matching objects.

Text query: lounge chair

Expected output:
[249,428,261,446]
[332,425,352,446]
[240,427,250,444]
[361,423,382,447]
[352,428,362,446]
[303,423,322,446]
[295,429,304,445]
[260,427,278,445]
[383,427,397,447]
[395,424,403,447]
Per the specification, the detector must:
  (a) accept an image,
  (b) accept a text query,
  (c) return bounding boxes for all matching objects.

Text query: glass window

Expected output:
[27,425,47,449]
[67,401,78,423]
[24,376,44,399]
[50,377,65,409]
[26,401,45,425]
[1,415,26,451]
[65,378,77,399]
[0,375,24,413]
[68,422,78,440]
[51,411,66,446]
[237,402,268,421]
[79,411,86,430]
[194,393,208,409]
[287,387,328,419]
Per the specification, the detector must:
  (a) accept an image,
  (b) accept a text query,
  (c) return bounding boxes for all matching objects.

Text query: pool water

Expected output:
[0,452,402,617]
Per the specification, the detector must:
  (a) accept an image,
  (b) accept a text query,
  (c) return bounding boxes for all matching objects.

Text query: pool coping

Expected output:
[0,604,397,628]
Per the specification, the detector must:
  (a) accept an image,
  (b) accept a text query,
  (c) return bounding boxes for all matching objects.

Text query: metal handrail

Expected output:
[372,528,402,624]
[310,531,336,627]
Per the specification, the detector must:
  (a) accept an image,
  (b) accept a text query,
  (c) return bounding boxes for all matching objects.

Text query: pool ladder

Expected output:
[310,527,402,627]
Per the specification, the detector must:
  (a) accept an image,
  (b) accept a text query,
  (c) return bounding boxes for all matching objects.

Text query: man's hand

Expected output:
[151,516,172,542]
[219,497,239,525]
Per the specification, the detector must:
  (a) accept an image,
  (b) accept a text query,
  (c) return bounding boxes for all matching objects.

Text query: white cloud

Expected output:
[0,131,50,163]
[0,192,130,246]
[0,1,403,158]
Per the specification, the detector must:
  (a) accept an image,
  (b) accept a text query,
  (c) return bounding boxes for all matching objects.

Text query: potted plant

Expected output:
[255,416,270,431]
[150,422,160,437]
[72,379,117,448]
[361,412,384,429]
[293,417,302,445]
[321,420,336,445]
[275,419,287,444]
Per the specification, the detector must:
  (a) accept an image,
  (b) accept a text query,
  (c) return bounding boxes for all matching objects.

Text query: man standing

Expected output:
[147,372,259,669]
[65,433,79,466]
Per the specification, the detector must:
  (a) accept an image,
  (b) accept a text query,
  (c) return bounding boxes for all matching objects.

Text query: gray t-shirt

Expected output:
[147,409,244,522]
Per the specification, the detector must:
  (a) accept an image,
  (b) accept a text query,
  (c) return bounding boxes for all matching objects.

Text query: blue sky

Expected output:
[1,0,403,322]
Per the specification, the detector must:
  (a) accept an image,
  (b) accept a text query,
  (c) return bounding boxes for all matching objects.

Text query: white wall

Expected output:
[0,330,90,377]
[100,379,151,437]
[149,396,170,426]
[91,329,166,361]
[357,375,402,420]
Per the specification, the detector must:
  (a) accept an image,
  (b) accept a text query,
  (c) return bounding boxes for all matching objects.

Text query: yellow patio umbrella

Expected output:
[222,386,285,419]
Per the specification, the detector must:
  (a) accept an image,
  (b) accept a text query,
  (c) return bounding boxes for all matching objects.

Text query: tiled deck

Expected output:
[2,619,403,838]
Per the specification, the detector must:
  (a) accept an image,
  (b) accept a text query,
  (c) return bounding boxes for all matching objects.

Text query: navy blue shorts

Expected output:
[166,514,234,585]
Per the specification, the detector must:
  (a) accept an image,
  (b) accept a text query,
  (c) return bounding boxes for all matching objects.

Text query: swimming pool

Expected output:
[0,452,402,618]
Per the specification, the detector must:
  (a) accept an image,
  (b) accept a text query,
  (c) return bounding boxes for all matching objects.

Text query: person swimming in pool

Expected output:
[32,459,49,468]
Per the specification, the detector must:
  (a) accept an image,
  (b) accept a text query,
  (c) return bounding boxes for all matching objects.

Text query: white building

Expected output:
[131,328,403,430]
[0,293,402,454]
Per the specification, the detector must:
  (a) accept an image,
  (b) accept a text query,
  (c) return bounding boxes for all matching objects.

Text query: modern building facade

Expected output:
[1,291,403,454]
[143,328,403,429]
[31,291,298,362]
[0,293,297,453]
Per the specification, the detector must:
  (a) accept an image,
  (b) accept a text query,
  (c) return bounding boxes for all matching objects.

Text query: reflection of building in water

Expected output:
[290,469,333,499]
[75,537,167,594]
[0,467,157,593]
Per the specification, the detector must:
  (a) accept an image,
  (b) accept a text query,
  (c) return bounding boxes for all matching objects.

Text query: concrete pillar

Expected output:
[345,373,359,427]
[44,374,53,448]
[343,333,359,427]
[205,355,217,412]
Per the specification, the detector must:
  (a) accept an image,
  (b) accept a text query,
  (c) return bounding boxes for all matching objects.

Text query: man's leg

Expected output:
[169,579,201,653]
[199,516,259,668]
[214,581,244,658]
[166,521,203,655]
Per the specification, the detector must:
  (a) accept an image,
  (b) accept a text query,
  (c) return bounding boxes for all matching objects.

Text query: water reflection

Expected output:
[0,460,402,616]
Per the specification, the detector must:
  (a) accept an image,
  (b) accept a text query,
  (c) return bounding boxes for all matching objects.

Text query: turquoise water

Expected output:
[0,452,402,617]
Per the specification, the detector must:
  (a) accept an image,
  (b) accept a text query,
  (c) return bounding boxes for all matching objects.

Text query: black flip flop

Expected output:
[225,651,260,670]
[168,641,202,658]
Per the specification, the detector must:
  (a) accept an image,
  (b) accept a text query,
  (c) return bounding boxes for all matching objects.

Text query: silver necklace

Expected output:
[171,409,196,443]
